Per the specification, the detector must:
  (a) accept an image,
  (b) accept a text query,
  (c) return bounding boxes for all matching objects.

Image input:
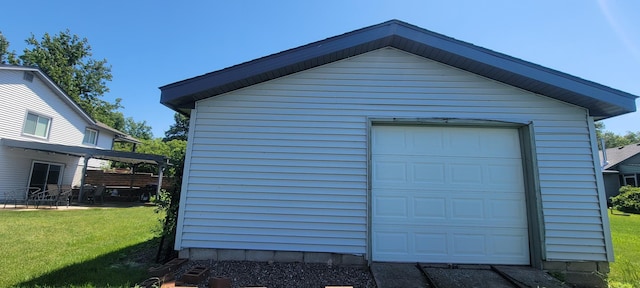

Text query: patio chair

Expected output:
[29,184,62,208]
[3,187,40,208]
[56,185,73,207]
[87,185,105,204]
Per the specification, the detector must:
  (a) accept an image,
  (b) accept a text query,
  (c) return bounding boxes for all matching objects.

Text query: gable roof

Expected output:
[160,20,638,119]
[0,65,139,142]
[601,143,640,170]
[1,64,95,124]
[94,121,141,144]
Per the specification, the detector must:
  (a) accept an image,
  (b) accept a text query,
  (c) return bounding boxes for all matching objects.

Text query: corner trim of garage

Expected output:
[519,123,545,269]
[366,118,373,265]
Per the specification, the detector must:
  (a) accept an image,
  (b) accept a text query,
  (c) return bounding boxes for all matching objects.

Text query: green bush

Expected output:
[611,186,640,214]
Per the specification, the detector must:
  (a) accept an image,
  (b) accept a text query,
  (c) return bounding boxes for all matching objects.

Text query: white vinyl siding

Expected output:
[0,145,84,194]
[0,69,117,194]
[0,69,105,146]
[180,48,607,261]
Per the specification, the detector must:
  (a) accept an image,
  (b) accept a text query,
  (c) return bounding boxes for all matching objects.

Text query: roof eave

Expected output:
[159,20,638,118]
[1,138,165,165]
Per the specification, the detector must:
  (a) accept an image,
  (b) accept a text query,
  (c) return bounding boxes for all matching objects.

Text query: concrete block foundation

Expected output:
[543,261,609,288]
[178,248,366,266]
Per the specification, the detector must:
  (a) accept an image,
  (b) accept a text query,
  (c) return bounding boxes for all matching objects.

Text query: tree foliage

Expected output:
[19,30,113,117]
[125,117,153,140]
[602,131,640,149]
[596,122,640,149]
[3,29,152,137]
[611,186,640,214]
[163,113,189,141]
[135,138,187,175]
[0,31,18,64]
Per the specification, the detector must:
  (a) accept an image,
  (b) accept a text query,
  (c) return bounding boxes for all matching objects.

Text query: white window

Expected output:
[83,128,98,145]
[22,112,51,138]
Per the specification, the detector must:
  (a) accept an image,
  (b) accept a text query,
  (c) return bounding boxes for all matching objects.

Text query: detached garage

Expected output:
[160,20,637,280]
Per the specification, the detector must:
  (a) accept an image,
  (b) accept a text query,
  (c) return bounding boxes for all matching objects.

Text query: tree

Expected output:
[123,138,186,175]
[596,122,640,149]
[0,31,18,64]
[19,30,113,118]
[163,113,189,142]
[138,137,187,262]
[124,117,153,140]
[5,29,152,136]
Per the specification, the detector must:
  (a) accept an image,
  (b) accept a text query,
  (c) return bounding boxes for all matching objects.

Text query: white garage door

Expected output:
[371,125,530,265]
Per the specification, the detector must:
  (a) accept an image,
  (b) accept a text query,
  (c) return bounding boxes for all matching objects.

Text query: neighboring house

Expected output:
[159,20,637,284]
[0,65,166,200]
[600,143,640,200]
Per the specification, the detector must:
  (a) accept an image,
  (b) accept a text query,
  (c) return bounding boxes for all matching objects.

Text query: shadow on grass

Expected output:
[16,237,161,288]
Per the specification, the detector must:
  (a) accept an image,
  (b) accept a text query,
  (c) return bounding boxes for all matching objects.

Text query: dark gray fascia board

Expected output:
[1,138,167,165]
[159,20,638,118]
[160,23,396,115]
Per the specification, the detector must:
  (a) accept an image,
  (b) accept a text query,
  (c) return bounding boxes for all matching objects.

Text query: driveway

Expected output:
[371,263,569,288]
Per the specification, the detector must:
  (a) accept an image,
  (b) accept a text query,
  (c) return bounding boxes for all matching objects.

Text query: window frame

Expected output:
[22,111,52,139]
[83,127,99,145]
[28,160,65,192]
[623,174,638,187]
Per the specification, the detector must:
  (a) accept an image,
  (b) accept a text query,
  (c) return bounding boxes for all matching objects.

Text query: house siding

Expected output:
[619,154,640,174]
[0,146,82,189]
[0,69,114,193]
[179,48,608,261]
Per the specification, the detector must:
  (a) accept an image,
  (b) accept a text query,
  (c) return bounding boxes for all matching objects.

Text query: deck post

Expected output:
[78,155,92,203]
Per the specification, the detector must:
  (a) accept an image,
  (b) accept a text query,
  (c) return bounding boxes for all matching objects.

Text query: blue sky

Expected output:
[2,0,639,138]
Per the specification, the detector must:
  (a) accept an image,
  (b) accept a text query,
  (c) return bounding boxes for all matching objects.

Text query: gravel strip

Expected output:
[175,260,377,288]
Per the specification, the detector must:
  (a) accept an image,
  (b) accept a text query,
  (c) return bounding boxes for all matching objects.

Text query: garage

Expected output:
[371,125,530,265]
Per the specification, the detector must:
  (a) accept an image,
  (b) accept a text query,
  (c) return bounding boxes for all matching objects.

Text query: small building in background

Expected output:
[600,143,640,200]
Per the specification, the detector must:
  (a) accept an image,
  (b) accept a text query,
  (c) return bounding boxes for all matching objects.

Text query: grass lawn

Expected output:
[0,206,162,288]
[609,211,640,287]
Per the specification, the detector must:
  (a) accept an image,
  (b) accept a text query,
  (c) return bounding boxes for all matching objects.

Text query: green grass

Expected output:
[0,206,162,288]
[609,211,640,287]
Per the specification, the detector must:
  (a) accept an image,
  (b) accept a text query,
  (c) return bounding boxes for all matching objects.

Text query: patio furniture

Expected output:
[57,185,73,207]
[3,187,40,208]
[87,185,105,204]
[29,184,66,208]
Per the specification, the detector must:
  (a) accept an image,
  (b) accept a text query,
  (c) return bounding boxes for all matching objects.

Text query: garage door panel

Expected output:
[414,197,446,218]
[491,199,528,220]
[374,231,409,254]
[374,196,408,218]
[450,164,483,184]
[492,233,530,256]
[451,198,485,219]
[372,125,529,264]
[453,234,486,255]
[413,163,446,183]
[373,157,523,190]
[373,126,521,158]
[372,128,408,152]
[374,226,530,263]
[374,190,527,226]
[373,161,407,182]
[415,233,448,255]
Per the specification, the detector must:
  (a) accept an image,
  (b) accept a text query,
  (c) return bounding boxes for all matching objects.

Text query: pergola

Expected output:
[1,138,169,201]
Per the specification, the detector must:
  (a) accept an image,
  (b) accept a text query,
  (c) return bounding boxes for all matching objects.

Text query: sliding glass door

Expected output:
[28,161,64,191]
